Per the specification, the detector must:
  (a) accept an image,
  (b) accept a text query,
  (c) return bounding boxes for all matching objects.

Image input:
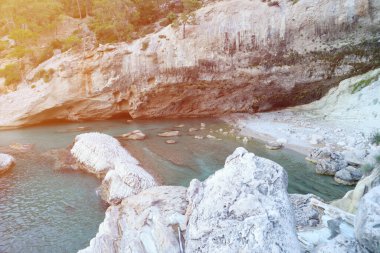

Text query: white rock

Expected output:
[276,138,288,145]
[185,147,300,252]
[265,141,283,150]
[313,235,360,253]
[355,185,380,252]
[0,153,15,174]
[71,133,157,204]
[310,134,324,145]
[206,135,216,139]
[79,186,188,253]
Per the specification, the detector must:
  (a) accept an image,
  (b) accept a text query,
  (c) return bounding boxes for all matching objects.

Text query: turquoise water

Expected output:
[0,118,353,252]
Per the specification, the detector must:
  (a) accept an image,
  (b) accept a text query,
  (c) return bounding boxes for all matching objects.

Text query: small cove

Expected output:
[0,118,353,252]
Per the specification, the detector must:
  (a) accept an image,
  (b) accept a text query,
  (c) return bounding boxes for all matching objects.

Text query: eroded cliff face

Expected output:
[1,0,380,127]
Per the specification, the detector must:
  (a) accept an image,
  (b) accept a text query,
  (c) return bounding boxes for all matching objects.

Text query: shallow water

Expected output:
[0,118,353,252]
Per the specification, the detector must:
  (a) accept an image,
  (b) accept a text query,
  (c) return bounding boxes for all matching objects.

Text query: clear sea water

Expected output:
[0,118,353,252]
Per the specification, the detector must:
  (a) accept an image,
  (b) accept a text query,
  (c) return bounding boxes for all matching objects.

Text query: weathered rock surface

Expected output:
[355,185,380,253]
[120,130,146,140]
[71,133,157,204]
[332,167,380,213]
[313,235,361,253]
[1,0,380,128]
[289,194,321,228]
[0,153,15,174]
[79,186,188,253]
[296,198,357,252]
[185,147,300,252]
[334,166,363,185]
[307,148,347,175]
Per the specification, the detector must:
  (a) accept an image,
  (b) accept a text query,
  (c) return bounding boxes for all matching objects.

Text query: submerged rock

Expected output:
[166,140,177,144]
[185,147,300,252]
[158,131,180,137]
[120,130,146,140]
[265,141,283,150]
[9,143,33,152]
[79,186,188,253]
[0,153,15,174]
[355,185,380,252]
[71,133,157,204]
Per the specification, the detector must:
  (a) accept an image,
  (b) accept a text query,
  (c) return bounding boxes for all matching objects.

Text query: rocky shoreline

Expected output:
[223,68,380,188]
[69,134,378,253]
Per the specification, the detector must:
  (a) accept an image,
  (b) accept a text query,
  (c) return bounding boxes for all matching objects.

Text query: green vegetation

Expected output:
[0,0,202,89]
[361,163,375,176]
[371,132,380,146]
[6,46,32,59]
[33,69,55,83]
[178,0,202,38]
[141,40,150,51]
[360,154,380,176]
[0,40,9,52]
[351,73,380,94]
[89,0,202,43]
[0,0,62,43]
[0,63,23,86]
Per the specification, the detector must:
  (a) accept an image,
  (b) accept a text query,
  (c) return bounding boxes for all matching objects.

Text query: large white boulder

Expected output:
[355,185,380,252]
[71,133,157,204]
[79,186,188,253]
[185,147,300,252]
[0,153,15,174]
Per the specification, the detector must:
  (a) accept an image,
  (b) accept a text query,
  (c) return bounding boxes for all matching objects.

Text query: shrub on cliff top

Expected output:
[0,63,22,86]
[371,132,380,146]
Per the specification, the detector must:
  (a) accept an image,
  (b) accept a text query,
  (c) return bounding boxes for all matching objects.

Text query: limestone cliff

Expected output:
[0,0,379,127]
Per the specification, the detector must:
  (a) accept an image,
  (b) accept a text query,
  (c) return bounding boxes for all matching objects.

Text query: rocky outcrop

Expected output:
[355,185,380,252]
[71,133,157,204]
[1,0,380,128]
[79,186,188,253]
[289,194,321,228]
[307,148,348,176]
[313,235,361,253]
[0,153,15,174]
[334,166,363,185]
[331,167,380,213]
[185,147,300,252]
[80,147,303,253]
